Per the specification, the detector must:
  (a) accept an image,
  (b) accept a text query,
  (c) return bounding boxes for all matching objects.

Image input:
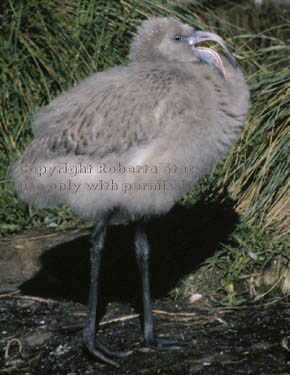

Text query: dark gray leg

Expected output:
[134,223,184,350]
[134,224,155,344]
[83,217,131,367]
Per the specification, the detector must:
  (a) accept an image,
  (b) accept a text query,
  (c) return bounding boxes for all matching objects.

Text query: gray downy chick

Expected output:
[12,17,250,366]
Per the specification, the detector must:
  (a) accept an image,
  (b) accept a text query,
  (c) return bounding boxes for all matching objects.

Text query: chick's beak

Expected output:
[187,31,237,79]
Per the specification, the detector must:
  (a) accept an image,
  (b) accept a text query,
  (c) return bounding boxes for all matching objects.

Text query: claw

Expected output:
[83,334,132,367]
[144,336,191,351]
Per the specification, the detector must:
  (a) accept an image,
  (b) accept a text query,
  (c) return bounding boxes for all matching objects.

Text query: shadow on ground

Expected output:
[20,199,239,309]
[2,200,290,374]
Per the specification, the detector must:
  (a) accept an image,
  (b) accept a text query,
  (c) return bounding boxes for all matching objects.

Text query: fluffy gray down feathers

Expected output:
[12,17,250,221]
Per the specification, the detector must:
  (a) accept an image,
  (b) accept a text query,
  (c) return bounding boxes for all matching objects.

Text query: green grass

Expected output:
[0,0,289,303]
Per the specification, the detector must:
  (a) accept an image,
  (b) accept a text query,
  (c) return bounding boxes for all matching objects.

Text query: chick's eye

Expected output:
[174,35,182,41]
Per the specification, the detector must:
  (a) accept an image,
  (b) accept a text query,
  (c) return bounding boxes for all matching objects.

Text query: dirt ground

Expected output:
[0,294,290,375]
[0,209,290,374]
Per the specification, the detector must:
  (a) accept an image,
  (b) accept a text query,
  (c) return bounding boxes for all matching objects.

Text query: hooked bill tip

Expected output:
[194,47,227,79]
[190,30,238,71]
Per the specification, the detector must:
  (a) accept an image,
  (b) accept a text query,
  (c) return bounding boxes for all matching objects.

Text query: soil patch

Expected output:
[1,294,289,374]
